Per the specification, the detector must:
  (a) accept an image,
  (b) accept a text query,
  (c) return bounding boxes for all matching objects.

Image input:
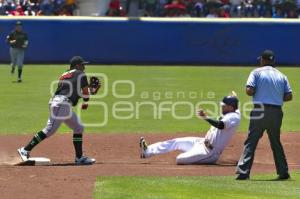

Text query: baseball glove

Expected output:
[89,76,101,95]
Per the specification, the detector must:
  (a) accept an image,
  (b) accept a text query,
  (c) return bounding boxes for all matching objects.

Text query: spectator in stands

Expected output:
[272,6,284,18]
[0,0,299,18]
[194,0,203,16]
[107,0,121,16]
[40,0,54,15]
[64,0,77,15]
[206,6,219,17]
[184,0,195,16]
[282,0,298,17]
[0,0,77,16]
[164,0,186,17]
[219,6,230,17]
[255,0,273,17]
[244,0,255,17]
[145,0,157,16]
[127,0,142,17]
[230,0,243,17]
[9,5,24,15]
[52,0,64,15]
[0,0,6,15]
[155,0,167,16]
[297,0,300,16]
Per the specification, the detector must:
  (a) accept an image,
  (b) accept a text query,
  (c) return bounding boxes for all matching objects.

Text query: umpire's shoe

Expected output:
[75,156,96,165]
[236,174,250,180]
[139,137,148,158]
[276,173,291,180]
[17,147,30,161]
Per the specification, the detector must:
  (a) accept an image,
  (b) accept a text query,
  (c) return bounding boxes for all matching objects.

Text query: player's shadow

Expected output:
[200,162,237,167]
[250,179,294,182]
[46,162,103,166]
[12,81,23,83]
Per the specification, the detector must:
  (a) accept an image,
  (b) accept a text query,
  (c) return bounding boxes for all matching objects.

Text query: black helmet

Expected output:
[70,56,89,68]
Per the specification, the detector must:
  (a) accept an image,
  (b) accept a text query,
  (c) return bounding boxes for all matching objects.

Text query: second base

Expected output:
[16,157,51,166]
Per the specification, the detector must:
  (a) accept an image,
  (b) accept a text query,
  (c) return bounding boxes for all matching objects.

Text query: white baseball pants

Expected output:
[144,137,219,165]
[42,95,84,137]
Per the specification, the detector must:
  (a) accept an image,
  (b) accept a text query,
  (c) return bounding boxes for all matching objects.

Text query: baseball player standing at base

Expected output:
[17,56,101,165]
[140,93,240,165]
[6,21,28,83]
[236,50,292,180]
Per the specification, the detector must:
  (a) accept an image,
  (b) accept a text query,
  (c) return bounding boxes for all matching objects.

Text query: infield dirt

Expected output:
[0,133,300,199]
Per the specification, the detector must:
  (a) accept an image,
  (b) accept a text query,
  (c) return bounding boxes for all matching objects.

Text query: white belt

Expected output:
[49,95,71,105]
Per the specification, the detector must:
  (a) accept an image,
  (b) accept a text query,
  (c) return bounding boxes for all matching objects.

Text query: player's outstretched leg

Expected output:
[17,131,47,161]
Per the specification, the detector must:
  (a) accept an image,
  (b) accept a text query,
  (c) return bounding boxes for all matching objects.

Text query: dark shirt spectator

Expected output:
[107,0,122,16]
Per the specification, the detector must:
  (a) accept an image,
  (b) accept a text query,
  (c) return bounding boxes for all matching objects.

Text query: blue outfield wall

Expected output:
[0,17,300,65]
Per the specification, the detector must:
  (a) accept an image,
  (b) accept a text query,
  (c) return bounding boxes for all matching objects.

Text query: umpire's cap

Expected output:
[221,96,239,109]
[258,49,275,61]
[70,56,89,68]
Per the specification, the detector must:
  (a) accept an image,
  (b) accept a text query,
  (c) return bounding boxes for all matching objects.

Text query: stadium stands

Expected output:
[0,0,299,18]
[106,0,300,18]
[0,0,77,16]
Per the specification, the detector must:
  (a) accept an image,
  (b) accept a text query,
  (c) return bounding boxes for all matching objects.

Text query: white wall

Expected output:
[77,0,111,16]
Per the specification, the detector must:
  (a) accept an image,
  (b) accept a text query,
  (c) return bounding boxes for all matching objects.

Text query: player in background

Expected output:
[140,93,240,165]
[17,56,101,165]
[6,21,28,83]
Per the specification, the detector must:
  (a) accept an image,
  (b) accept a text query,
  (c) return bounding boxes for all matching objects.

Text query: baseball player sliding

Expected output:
[140,93,240,165]
[17,56,100,165]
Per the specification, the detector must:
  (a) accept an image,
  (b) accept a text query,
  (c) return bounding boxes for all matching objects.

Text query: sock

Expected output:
[24,131,47,151]
[18,69,22,79]
[11,65,15,73]
[73,134,83,158]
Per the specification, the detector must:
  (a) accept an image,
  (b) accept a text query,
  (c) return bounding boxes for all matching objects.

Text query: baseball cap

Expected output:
[221,96,239,109]
[70,56,89,67]
[258,49,275,61]
[16,21,22,26]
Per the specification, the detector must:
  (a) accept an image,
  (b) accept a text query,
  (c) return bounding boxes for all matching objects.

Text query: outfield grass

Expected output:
[93,172,300,199]
[0,65,299,134]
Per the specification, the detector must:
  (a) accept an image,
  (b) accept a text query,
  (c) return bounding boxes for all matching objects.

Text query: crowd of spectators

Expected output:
[1,0,299,18]
[106,0,300,18]
[0,0,77,16]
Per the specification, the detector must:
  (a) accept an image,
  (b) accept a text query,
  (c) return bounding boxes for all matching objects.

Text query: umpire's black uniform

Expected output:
[236,50,293,180]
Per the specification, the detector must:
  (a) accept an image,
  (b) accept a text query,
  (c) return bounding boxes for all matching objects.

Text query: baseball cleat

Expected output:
[17,147,30,162]
[17,78,22,83]
[139,137,148,158]
[235,174,249,180]
[75,156,96,165]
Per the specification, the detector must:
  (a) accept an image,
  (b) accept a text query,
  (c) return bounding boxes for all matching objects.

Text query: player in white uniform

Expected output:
[140,94,240,165]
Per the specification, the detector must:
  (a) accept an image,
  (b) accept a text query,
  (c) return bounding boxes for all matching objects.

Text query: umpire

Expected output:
[236,49,293,180]
[6,21,28,83]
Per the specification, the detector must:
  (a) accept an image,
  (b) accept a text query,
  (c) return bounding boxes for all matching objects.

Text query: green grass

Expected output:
[93,172,300,199]
[0,65,299,134]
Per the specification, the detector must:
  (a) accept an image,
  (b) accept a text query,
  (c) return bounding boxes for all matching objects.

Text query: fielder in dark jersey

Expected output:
[55,69,89,106]
[17,56,97,165]
[6,21,28,82]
